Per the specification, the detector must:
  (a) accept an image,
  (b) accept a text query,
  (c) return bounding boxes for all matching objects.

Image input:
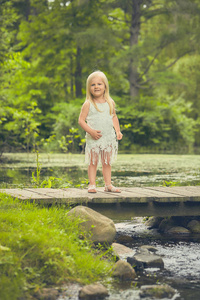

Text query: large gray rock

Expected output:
[133,252,164,269]
[67,206,116,244]
[158,218,175,233]
[112,242,135,260]
[145,217,163,229]
[187,220,200,233]
[140,245,158,253]
[79,283,108,300]
[112,260,136,280]
[140,284,176,299]
[167,226,190,235]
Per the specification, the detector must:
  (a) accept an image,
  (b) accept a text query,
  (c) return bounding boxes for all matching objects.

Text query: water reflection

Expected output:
[0,166,200,189]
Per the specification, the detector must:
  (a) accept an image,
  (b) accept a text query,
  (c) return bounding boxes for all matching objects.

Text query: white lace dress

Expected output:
[85,101,118,165]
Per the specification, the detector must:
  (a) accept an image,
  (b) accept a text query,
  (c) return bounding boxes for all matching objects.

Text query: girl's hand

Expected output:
[90,129,102,140]
[116,131,123,140]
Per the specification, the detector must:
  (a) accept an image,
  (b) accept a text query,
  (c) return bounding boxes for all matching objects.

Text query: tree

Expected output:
[106,0,200,99]
[0,0,200,153]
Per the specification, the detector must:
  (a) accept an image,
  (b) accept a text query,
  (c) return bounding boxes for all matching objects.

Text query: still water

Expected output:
[1,153,200,188]
[1,153,200,299]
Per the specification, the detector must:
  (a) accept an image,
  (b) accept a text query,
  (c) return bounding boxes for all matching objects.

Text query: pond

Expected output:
[1,153,200,300]
[1,153,200,188]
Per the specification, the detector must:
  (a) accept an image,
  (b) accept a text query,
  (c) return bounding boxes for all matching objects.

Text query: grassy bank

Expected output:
[0,193,114,300]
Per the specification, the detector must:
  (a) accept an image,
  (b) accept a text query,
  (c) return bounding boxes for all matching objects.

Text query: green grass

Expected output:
[0,193,114,300]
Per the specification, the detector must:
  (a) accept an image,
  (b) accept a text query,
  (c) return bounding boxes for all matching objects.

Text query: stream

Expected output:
[113,219,200,300]
[1,153,200,299]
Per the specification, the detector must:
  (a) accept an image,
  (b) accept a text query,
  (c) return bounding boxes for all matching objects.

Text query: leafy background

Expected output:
[0,0,200,155]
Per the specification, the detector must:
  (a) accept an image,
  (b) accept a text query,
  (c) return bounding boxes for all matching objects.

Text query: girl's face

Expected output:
[90,77,105,99]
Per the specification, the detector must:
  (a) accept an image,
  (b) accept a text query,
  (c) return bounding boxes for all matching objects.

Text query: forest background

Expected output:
[0,0,200,156]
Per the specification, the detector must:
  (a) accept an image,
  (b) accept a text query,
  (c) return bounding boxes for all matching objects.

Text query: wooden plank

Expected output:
[167,186,200,197]
[146,186,200,201]
[25,188,88,199]
[123,187,182,197]
[182,186,200,194]
[0,189,27,199]
[86,187,155,203]
[0,188,52,200]
[121,187,186,203]
[1,187,200,204]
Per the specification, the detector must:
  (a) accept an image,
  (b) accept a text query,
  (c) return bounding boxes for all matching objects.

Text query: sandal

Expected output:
[88,185,97,193]
[104,184,121,193]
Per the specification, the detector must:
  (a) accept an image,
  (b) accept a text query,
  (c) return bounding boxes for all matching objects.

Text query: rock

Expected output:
[136,247,149,255]
[67,206,116,244]
[158,218,175,233]
[33,288,59,300]
[112,260,136,280]
[145,217,163,229]
[79,283,108,300]
[115,234,134,244]
[133,253,164,269]
[112,242,135,260]
[187,220,200,233]
[127,256,144,272]
[140,245,158,253]
[139,284,176,299]
[167,226,190,235]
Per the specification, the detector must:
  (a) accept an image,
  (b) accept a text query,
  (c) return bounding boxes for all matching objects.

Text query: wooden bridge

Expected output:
[1,186,200,220]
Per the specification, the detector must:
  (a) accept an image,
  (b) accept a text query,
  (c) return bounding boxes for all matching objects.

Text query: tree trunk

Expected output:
[129,0,141,99]
[70,55,74,98]
[75,46,82,97]
[24,0,31,21]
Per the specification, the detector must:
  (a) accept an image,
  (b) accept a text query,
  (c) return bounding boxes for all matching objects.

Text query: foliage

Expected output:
[0,193,114,300]
[118,94,197,152]
[0,0,200,153]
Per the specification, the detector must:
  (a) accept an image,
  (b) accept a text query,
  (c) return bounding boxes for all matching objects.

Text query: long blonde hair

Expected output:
[86,71,114,115]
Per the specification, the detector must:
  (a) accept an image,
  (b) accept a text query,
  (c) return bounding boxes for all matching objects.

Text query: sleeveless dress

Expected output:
[85,101,118,165]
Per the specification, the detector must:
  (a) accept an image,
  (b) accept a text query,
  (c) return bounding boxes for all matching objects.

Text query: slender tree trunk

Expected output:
[70,55,74,98]
[75,46,82,97]
[25,0,31,21]
[129,0,141,99]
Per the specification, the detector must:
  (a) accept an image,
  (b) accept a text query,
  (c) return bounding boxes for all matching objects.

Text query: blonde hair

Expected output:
[86,71,114,115]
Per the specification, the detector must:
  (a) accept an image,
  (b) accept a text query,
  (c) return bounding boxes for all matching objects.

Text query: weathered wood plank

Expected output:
[1,187,200,217]
[1,186,200,204]
[121,187,186,202]
[0,188,52,200]
[146,186,200,201]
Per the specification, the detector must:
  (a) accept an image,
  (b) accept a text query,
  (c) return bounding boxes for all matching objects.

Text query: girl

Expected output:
[78,71,123,193]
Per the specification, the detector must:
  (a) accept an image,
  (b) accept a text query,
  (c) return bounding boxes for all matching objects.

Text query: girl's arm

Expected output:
[78,101,102,140]
[112,102,123,140]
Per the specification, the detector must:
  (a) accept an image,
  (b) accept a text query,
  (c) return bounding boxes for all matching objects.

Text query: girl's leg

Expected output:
[88,151,98,192]
[101,150,111,186]
[102,162,112,186]
[88,163,97,186]
[101,150,121,193]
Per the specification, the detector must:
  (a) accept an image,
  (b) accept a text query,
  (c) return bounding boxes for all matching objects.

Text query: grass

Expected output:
[0,193,114,300]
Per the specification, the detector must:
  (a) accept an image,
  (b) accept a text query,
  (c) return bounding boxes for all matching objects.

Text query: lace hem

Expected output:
[85,143,118,165]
